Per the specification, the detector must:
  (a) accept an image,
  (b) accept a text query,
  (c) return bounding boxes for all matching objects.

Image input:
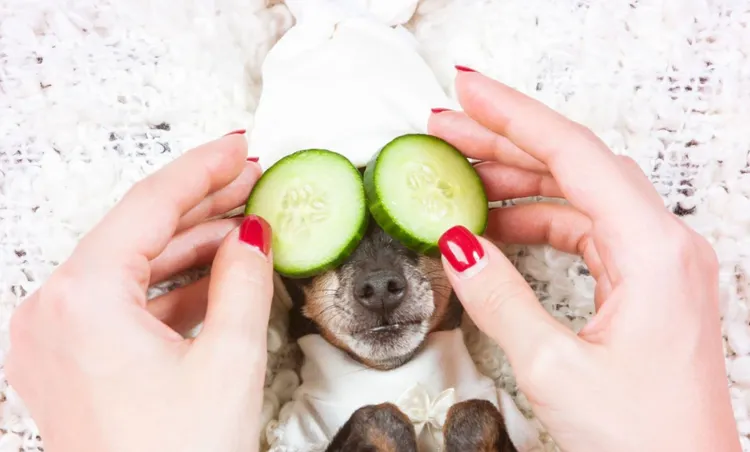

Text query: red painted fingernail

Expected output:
[455,65,477,73]
[224,129,246,136]
[239,215,272,256]
[247,156,259,162]
[438,225,485,273]
[431,108,453,114]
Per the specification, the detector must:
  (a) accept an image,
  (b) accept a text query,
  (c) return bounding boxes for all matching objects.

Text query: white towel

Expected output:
[248,0,458,169]
[269,330,543,451]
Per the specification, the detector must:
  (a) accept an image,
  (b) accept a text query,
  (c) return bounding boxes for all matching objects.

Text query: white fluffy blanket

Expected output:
[1,0,749,451]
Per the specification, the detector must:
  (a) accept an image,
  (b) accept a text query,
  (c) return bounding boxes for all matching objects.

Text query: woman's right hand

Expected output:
[429,68,741,452]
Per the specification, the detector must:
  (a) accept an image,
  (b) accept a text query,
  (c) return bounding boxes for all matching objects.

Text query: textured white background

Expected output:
[1,0,749,450]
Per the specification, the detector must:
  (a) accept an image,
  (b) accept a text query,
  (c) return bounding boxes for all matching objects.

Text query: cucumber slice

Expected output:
[364,134,488,255]
[245,149,368,278]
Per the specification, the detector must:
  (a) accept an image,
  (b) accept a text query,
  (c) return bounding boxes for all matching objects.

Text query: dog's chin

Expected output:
[342,320,431,371]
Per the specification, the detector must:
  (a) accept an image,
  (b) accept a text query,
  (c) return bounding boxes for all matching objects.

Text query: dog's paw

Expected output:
[326,403,418,452]
[443,399,517,452]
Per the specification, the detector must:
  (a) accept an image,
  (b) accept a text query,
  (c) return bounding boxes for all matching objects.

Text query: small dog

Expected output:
[280,219,519,452]
[249,2,544,450]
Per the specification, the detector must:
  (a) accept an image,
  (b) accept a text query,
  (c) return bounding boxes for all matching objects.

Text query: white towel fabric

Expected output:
[268,330,543,451]
[247,0,458,169]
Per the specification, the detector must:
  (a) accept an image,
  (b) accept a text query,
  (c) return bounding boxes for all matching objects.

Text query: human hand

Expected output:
[6,133,274,452]
[429,69,741,452]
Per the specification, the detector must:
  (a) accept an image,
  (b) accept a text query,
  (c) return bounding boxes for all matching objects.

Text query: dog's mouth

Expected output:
[353,320,423,338]
[369,323,413,333]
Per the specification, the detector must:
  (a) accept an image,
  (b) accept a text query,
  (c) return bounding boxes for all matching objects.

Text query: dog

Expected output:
[249,2,543,450]
[278,218,520,452]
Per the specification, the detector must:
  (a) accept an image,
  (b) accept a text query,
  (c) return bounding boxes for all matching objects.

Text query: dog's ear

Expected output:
[282,276,321,340]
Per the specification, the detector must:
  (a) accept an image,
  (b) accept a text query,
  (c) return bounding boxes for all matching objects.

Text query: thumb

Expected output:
[197,214,274,353]
[438,225,575,374]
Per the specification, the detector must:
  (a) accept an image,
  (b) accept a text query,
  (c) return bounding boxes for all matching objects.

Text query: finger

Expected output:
[147,277,210,336]
[473,161,563,201]
[485,204,604,278]
[593,270,612,311]
[486,204,613,311]
[438,225,581,374]
[428,109,547,173]
[196,214,274,351]
[77,133,252,265]
[176,162,260,232]
[149,217,244,284]
[453,71,663,237]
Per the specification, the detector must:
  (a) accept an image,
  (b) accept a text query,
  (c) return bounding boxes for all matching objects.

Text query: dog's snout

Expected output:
[353,269,407,314]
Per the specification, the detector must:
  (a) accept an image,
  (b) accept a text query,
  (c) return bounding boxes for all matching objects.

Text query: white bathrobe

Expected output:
[251,1,544,450]
[268,329,543,451]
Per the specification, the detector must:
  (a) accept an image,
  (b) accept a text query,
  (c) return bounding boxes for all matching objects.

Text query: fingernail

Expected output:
[247,156,259,162]
[439,225,486,275]
[224,129,246,136]
[431,108,453,114]
[239,215,272,256]
[455,65,477,73]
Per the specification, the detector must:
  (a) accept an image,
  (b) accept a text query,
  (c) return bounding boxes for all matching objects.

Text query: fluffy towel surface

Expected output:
[249,0,453,169]
[1,0,749,451]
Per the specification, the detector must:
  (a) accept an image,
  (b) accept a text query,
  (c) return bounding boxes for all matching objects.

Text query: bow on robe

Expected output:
[395,384,457,451]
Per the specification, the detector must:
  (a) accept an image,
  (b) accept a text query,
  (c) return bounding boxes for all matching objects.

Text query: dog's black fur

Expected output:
[281,220,518,452]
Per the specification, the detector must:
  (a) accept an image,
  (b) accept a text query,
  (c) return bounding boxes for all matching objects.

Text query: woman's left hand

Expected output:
[6,132,276,452]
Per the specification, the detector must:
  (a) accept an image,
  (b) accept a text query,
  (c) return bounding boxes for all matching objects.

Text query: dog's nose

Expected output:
[353,269,407,314]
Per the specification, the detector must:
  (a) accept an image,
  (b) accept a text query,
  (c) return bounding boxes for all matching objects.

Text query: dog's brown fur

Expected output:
[444,400,517,452]
[326,403,418,452]
[325,400,517,452]
[282,221,517,452]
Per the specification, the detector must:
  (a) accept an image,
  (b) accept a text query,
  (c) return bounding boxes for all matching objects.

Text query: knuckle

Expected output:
[119,254,151,290]
[40,266,87,320]
[617,155,640,171]
[575,122,597,139]
[700,240,720,273]
[44,265,80,299]
[222,261,273,295]
[518,336,580,394]
[491,133,511,155]
[689,231,719,269]
[222,260,256,281]
[127,174,184,213]
[660,222,696,258]
[656,221,719,274]
[478,279,531,318]
[127,176,155,200]
[571,120,603,144]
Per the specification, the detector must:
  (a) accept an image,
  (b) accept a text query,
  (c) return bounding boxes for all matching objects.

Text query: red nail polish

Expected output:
[239,215,272,256]
[455,65,477,73]
[438,225,485,273]
[431,108,453,114]
[224,129,246,136]
[247,157,259,162]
